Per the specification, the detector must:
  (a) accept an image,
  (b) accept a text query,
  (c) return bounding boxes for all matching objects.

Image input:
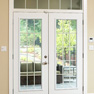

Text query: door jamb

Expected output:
[83,0,87,94]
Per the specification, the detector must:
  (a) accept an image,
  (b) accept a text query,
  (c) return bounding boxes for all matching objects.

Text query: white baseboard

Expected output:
[87,93,94,94]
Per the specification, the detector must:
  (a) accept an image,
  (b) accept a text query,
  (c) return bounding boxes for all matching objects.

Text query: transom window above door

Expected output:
[14,0,82,10]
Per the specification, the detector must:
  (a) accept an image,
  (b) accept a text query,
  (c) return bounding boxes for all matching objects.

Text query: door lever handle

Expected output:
[42,61,47,65]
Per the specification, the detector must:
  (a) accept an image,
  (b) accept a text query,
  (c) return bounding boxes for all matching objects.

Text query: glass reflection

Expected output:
[70,20,77,33]
[21,63,27,72]
[20,19,42,90]
[20,76,27,90]
[62,34,70,46]
[70,47,76,60]
[56,20,77,89]
[14,0,82,10]
[63,48,69,60]
[70,34,76,46]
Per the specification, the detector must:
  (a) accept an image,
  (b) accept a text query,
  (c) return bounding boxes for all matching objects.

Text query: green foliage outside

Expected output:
[20,56,27,61]
[56,20,76,61]
[20,19,42,47]
[20,19,76,63]
[20,19,42,62]
[28,48,34,53]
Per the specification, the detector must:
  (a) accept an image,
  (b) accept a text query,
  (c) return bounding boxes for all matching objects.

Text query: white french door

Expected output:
[49,13,82,94]
[14,13,48,94]
[14,13,82,94]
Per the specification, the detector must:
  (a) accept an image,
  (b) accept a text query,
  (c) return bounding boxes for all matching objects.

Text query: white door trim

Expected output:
[9,1,87,94]
[83,0,87,94]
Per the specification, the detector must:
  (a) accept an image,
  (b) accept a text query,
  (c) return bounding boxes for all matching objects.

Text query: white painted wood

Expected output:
[13,9,83,13]
[9,0,14,94]
[84,0,87,94]
[14,13,48,94]
[49,13,82,94]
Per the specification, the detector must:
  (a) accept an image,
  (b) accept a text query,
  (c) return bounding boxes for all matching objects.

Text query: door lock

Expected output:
[44,55,47,58]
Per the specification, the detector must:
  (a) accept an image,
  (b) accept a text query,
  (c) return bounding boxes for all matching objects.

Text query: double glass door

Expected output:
[14,13,82,94]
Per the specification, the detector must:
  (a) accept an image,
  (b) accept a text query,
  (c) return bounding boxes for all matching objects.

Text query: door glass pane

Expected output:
[70,20,77,33]
[35,73,41,89]
[20,76,27,89]
[20,19,27,33]
[27,19,34,33]
[28,76,34,89]
[56,19,77,89]
[20,19,42,90]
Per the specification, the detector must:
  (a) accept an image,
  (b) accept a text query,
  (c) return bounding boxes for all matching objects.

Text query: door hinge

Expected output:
[12,54,14,59]
[82,86,84,91]
[82,53,84,58]
[12,89,14,94]
[82,20,84,25]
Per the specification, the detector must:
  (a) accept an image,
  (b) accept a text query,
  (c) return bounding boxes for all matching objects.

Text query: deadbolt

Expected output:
[44,55,47,58]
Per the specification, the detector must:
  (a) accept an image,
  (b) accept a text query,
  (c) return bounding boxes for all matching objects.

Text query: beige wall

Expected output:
[0,0,94,93]
[87,0,94,93]
[0,0,9,94]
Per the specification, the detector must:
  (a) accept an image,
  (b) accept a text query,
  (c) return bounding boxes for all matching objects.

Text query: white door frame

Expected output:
[9,1,87,94]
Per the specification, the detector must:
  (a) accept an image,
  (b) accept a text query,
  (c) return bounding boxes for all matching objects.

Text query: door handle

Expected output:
[42,61,47,65]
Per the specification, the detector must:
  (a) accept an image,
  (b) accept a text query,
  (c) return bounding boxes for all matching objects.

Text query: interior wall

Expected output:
[87,0,94,93]
[0,0,94,94]
[0,0,9,94]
